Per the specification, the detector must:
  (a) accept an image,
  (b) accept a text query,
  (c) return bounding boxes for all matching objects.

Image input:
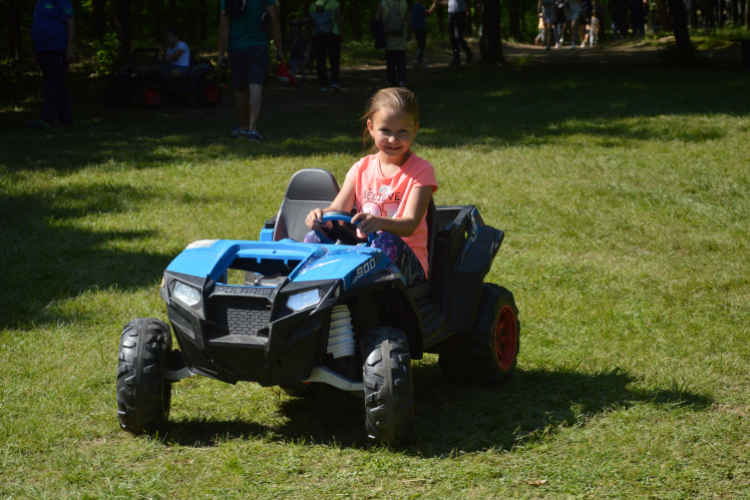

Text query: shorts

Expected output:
[566,2,581,21]
[168,64,189,79]
[542,4,556,24]
[228,46,270,89]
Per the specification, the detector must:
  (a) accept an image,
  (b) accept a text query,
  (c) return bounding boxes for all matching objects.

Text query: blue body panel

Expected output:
[259,228,274,242]
[166,239,397,289]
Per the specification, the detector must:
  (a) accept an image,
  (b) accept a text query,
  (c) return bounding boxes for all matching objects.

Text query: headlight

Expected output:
[173,282,201,306]
[286,289,321,311]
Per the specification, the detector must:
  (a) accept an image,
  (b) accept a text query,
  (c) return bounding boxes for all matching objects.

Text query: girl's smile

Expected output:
[367,108,419,168]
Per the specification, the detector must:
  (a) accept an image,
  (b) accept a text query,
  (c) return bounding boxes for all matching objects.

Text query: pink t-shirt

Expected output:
[345,153,438,276]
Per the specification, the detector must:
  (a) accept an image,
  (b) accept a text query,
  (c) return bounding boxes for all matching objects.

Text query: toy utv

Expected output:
[117,169,520,445]
[105,48,222,109]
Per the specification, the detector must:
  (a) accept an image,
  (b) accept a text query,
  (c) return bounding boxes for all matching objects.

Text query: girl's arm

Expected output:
[426,1,438,16]
[305,178,357,230]
[352,185,432,237]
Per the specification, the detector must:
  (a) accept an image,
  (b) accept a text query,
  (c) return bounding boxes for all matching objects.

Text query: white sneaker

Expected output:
[571,43,576,49]
[555,42,560,49]
[329,83,341,90]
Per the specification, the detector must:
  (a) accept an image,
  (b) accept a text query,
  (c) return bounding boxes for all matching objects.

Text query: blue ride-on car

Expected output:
[117,169,520,445]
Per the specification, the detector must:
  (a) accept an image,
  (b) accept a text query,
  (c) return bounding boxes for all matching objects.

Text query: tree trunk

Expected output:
[465,5,473,36]
[8,0,22,60]
[666,0,693,53]
[199,0,208,40]
[188,4,197,40]
[508,0,522,39]
[718,0,725,25]
[115,0,132,63]
[437,5,445,34]
[480,0,505,63]
[746,0,750,27]
[733,0,740,24]
[351,0,362,39]
[92,0,107,42]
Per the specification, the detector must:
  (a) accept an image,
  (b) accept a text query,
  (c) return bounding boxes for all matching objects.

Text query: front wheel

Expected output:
[116,318,173,435]
[361,327,414,445]
[137,81,163,108]
[439,284,520,385]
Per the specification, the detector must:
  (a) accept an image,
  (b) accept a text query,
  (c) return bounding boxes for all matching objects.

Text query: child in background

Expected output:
[535,13,545,46]
[412,0,437,67]
[164,27,190,81]
[304,87,438,286]
[590,11,599,45]
[288,27,308,85]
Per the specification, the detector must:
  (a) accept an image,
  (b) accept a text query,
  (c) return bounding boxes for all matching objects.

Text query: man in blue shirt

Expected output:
[29,0,76,129]
[435,0,473,66]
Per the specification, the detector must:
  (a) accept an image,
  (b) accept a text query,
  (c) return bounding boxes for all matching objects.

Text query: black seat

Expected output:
[273,169,340,242]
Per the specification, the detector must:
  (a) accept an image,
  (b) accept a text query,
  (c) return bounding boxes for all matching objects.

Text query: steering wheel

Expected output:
[320,211,374,246]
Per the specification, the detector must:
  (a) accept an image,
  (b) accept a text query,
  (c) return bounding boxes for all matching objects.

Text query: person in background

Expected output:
[589,10,600,45]
[539,0,556,50]
[435,0,473,66]
[164,27,190,81]
[309,0,344,90]
[288,26,308,85]
[580,0,593,47]
[566,0,581,48]
[608,0,628,40]
[374,0,412,87]
[29,0,76,129]
[554,0,567,48]
[629,0,646,36]
[412,0,437,67]
[218,0,284,142]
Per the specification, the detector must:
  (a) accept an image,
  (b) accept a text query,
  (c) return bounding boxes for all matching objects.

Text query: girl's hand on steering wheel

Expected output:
[305,209,333,230]
[351,212,381,237]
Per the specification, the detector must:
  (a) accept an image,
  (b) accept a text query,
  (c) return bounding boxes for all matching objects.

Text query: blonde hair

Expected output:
[361,87,419,153]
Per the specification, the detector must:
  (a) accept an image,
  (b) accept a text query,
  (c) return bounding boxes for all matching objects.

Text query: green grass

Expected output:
[2,62,750,499]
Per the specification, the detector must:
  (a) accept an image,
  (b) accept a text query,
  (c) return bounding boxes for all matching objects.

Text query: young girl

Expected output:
[304,87,438,287]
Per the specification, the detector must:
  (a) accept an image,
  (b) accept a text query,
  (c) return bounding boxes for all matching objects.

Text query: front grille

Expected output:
[211,300,271,336]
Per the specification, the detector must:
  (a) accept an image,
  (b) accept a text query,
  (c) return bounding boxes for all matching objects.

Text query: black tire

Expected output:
[439,284,520,385]
[137,81,163,108]
[280,382,321,399]
[117,317,173,435]
[194,80,222,107]
[361,327,414,445]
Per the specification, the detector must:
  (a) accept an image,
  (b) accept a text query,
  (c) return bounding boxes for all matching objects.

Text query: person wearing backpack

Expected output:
[435,0,472,66]
[374,0,412,87]
[309,0,343,90]
[218,0,284,142]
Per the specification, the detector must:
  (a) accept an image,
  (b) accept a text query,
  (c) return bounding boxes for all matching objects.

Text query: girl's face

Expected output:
[367,108,419,164]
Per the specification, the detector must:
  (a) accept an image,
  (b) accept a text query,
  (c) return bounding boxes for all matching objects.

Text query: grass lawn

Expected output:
[2,58,750,499]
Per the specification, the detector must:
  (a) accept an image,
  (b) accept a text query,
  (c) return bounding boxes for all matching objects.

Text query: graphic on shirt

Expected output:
[361,185,402,218]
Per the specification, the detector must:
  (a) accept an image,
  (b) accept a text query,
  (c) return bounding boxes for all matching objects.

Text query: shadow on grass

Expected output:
[3,63,750,175]
[0,182,175,329]
[163,365,711,456]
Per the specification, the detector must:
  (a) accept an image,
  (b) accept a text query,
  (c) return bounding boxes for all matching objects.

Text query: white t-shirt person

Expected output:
[166,40,190,67]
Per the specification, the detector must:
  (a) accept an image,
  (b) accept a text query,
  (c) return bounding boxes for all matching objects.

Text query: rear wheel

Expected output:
[361,327,414,445]
[137,81,163,108]
[439,284,520,385]
[117,318,173,435]
[195,80,222,106]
